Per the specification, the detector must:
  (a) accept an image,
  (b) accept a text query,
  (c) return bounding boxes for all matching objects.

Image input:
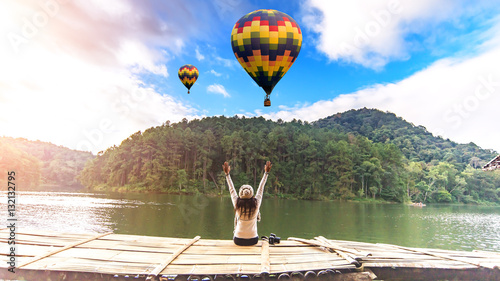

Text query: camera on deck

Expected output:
[262,233,281,245]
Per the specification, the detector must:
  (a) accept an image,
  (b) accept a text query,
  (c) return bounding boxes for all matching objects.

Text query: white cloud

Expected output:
[262,38,500,152]
[0,48,198,154]
[216,56,238,68]
[117,40,168,76]
[209,69,222,76]
[301,0,494,69]
[1,1,189,69]
[195,47,205,61]
[207,84,230,98]
[0,1,202,154]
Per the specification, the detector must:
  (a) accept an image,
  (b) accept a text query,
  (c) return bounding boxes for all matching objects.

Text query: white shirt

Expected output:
[226,172,268,239]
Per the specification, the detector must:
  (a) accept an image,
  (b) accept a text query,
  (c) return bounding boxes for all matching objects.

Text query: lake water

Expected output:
[3,191,500,252]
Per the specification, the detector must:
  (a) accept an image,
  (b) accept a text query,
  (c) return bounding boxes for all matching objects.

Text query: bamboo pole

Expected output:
[473,250,500,256]
[317,236,371,257]
[377,243,497,269]
[18,232,113,268]
[288,237,370,258]
[147,236,201,280]
[314,236,361,267]
[314,236,362,255]
[261,240,270,274]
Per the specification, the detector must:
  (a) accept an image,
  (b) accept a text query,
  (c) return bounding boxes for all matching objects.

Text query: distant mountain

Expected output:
[313,108,497,168]
[79,112,500,204]
[0,137,94,191]
[2,109,498,203]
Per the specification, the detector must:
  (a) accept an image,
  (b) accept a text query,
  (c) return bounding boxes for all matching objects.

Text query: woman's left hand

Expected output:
[223,162,231,175]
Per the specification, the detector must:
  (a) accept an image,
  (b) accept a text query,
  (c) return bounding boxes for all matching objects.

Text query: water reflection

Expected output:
[2,192,151,233]
[1,192,499,252]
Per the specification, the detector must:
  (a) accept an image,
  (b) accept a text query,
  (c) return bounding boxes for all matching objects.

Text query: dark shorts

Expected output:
[233,236,259,246]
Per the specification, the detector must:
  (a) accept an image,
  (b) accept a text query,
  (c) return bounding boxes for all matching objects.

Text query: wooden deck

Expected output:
[1,229,499,281]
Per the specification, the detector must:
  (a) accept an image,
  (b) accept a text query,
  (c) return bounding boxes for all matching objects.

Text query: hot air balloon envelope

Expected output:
[178,64,199,94]
[231,9,302,106]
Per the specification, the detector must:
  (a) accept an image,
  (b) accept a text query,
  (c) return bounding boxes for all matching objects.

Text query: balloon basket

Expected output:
[264,98,271,107]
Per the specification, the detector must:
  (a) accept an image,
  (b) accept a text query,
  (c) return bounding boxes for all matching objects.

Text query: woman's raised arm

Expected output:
[255,161,272,201]
[223,162,238,206]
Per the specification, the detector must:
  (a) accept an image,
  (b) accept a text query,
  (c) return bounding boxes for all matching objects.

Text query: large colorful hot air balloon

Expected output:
[231,9,302,106]
[178,64,199,94]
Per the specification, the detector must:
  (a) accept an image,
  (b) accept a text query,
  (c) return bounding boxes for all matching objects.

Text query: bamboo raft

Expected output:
[1,229,499,281]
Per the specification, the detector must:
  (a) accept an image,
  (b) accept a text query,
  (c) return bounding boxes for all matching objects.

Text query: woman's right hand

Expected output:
[265,161,272,173]
[222,162,231,175]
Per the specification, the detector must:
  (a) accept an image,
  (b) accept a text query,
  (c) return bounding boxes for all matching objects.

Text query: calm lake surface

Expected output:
[4,191,500,252]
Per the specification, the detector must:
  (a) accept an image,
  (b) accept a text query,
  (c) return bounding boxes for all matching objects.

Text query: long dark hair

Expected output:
[235,197,257,219]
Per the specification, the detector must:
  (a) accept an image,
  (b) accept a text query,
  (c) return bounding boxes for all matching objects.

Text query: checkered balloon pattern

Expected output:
[231,9,302,96]
[178,64,199,93]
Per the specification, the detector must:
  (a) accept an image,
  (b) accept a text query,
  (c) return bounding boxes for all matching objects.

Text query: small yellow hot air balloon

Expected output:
[178,64,199,94]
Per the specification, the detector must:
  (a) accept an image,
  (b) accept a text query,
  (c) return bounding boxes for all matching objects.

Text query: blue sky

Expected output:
[1,0,500,154]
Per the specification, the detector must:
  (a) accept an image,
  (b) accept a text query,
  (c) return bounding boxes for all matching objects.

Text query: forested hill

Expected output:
[0,137,94,191]
[314,108,497,168]
[79,111,500,204]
